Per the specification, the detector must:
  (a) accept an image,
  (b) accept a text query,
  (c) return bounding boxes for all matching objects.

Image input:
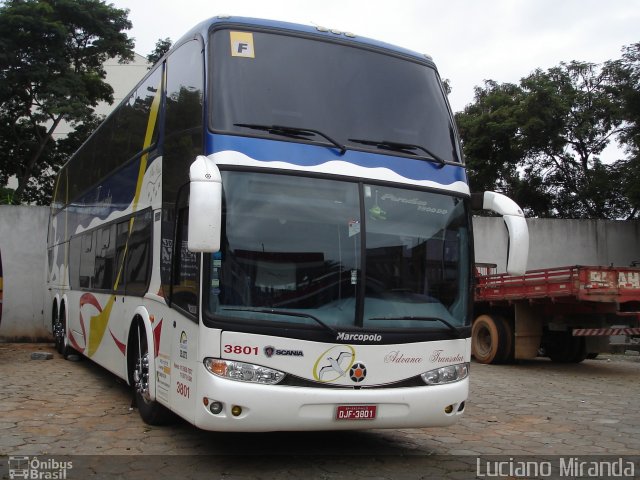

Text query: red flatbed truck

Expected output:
[472,264,640,364]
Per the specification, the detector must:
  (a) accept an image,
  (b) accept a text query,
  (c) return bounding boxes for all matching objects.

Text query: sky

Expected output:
[107,0,640,113]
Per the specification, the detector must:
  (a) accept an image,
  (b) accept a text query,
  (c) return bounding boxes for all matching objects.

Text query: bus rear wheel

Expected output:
[472,314,512,364]
[53,302,63,354]
[130,319,173,425]
[54,303,74,358]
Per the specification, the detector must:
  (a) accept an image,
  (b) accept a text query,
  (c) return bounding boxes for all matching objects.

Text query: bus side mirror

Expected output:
[472,191,529,276]
[188,155,222,252]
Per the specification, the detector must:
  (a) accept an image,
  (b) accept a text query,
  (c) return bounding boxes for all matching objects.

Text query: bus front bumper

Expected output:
[194,364,468,432]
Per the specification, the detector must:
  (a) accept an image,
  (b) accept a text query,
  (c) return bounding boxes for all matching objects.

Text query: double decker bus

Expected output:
[46,16,528,431]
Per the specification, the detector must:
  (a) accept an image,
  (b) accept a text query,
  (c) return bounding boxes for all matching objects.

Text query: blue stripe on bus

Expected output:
[205,134,467,186]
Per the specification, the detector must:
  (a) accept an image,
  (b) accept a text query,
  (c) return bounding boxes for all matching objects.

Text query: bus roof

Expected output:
[175,15,436,68]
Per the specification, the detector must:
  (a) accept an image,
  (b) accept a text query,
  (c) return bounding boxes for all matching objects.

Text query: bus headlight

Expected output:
[204,358,285,385]
[420,363,469,385]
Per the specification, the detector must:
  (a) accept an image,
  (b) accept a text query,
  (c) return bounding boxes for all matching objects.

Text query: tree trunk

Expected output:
[12,115,63,204]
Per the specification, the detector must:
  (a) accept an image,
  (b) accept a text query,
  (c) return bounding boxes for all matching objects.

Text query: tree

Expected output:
[605,42,640,218]
[147,37,172,67]
[0,0,134,204]
[455,81,553,216]
[457,58,635,219]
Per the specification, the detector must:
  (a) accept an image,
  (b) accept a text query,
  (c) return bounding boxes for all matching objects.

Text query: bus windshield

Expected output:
[206,172,471,331]
[209,28,461,164]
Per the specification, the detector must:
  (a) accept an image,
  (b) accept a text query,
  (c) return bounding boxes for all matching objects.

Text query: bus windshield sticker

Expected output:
[348,219,360,237]
[230,31,255,58]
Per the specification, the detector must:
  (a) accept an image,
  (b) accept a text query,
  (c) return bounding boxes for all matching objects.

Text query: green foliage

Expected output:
[457,49,640,219]
[147,37,172,67]
[0,186,15,205]
[605,42,640,217]
[0,0,134,204]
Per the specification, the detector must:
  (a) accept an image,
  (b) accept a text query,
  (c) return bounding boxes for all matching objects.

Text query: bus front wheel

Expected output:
[129,319,173,425]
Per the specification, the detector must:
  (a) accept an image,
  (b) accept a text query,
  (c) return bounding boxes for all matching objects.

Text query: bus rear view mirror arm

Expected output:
[188,155,222,252]
[472,191,529,276]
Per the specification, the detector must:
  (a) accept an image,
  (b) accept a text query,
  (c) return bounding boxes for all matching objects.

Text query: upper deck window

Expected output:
[209,28,461,164]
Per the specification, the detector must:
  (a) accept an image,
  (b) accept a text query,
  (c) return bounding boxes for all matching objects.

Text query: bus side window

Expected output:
[160,38,204,297]
[94,225,115,290]
[79,231,96,288]
[114,221,129,293]
[163,38,204,212]
[125,211,152,297]
[172,207,199,318]
[69,236,82,290]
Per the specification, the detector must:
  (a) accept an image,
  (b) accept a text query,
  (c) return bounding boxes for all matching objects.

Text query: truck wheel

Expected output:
[472,314,511,364]
[499,317,514,363]
[547,333,586,363]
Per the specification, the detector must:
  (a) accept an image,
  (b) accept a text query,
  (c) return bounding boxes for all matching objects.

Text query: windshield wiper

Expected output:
[234,123,346,155]
[221,307,338,335]
[347,138,446,168]
[368,316,461,337]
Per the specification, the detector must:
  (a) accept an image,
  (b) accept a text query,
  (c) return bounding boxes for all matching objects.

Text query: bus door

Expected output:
[169,207,199,421]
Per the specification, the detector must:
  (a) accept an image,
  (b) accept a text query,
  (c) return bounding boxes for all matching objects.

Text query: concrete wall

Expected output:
[473,217,640,272]
[0,206,639,340]
[0,206,49,341]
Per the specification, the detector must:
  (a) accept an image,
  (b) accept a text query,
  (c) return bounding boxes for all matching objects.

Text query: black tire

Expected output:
[53,302,63,354]
[499,316,515,363]
[547,332,586,363]
[56,303,75,359]
[586,353,599,360]
[130,319,173,425]
[472,314,512,364]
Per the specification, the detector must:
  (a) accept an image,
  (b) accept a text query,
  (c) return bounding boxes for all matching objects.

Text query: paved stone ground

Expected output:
[1,342,639,479]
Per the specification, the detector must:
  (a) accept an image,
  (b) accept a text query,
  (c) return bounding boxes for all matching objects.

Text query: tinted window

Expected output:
[172,207,199,317]
[161,38,204,296]
[125,211,153,296]
[210,29,460,163]
[79,231,96,288]
[69,210,153,296]
[206,172,471,330]
[69,236,81,290]
[61,67,162,204]
[94,225,116,290]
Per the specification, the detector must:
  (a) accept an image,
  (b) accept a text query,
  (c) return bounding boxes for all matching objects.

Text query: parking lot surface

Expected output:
[1,342,639,479]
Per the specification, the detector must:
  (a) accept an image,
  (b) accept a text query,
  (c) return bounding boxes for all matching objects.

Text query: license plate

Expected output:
[335,405,377,421]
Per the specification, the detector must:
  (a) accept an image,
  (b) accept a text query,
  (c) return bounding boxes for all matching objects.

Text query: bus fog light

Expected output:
[444,404,454,414]
[204,358,285,385]
[421,362,470,385]
[231,405,242,417]
[210,401,224,415]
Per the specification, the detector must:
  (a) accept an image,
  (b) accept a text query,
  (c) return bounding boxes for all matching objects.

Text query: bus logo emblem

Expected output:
[312,345,356,382]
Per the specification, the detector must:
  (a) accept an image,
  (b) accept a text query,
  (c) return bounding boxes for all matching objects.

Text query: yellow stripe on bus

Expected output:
[87,81,162,358]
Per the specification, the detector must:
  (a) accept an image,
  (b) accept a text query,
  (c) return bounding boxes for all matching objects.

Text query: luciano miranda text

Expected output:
[476,457,635,478]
